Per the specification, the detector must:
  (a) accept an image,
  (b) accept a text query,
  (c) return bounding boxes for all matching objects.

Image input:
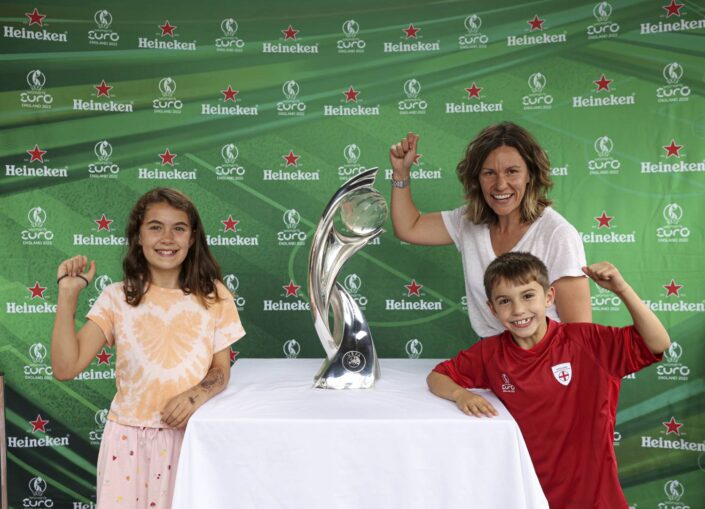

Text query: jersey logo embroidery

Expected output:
[500,373,516,393]
[551,363,572,386]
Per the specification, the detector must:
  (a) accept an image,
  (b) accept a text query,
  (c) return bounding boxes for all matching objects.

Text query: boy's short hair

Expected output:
[484,252,550,300]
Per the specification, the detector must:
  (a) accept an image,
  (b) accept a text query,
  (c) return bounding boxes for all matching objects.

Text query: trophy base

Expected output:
[313,352,380,390]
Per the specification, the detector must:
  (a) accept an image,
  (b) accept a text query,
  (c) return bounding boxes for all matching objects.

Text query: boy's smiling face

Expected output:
[488,278,555,348]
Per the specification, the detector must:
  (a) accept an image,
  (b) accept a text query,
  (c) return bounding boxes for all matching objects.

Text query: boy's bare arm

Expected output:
[427,371,498,417]
[583,262,671,355]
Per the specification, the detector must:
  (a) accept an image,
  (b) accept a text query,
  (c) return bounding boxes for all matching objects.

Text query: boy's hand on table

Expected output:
[453,389,498,418]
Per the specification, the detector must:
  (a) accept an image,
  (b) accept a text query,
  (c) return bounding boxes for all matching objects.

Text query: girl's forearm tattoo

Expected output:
[199,367,225,392]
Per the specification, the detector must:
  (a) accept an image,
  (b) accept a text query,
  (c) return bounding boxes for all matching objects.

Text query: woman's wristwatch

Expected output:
[391,176,410,188]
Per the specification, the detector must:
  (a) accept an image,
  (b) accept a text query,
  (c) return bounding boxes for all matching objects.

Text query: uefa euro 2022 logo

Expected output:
[29,343,47,365]
[94,9,112,30]
[663,480,685,504]
[283,339,301,359]
[153,77,182,112]
[399,78,427,114]
[27,207,46,229]
[89,10,120,45]
[22,207,53,245]
[222,143,238,165]
[278,209,306,246]
[663,341,683,364]
[25,342,53,380]
[587,2,619,38]
[223,274,246,309]
[338,144,366,179]
[523,72,553,110]
[21,70,53,109]
[278,80,306,115]
[343,273,367,309]
[459,14,488,48]
[89,140,120,177]
[221,18,238,38]
[588,135,620,174]
[344,144,361,166]
[89,408,109,443]
[223,274,239,294]
[405,338,423,359]
[93,275,112,293]
[657,203,689,242]
[338,20,365,52]
[26,70,45,91]
[94,140,112,162]
[28,476,48,498]
[282,80,299,102]
[215,143,245,181]
[216,18,244,51]
[657,62,690,102]
[283,209,301,231]
[159,77,176,98]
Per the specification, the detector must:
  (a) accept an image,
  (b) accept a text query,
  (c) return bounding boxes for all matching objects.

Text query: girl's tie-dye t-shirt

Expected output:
[87,281,245,428]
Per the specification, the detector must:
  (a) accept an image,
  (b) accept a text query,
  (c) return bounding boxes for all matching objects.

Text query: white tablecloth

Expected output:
[172,359,548,509]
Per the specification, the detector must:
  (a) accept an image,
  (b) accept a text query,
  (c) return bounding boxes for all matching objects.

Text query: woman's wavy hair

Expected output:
[122,188,222,307]
[456,122,553,225]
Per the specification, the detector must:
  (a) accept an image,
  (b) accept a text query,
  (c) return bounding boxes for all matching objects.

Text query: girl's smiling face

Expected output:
[139,202,194,287]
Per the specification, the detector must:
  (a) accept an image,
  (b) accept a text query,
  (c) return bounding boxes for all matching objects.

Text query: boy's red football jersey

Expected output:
[434,319,662,509]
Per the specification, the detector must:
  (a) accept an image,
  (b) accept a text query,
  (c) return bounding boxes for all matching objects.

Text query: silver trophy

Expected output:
[308,167,387,389]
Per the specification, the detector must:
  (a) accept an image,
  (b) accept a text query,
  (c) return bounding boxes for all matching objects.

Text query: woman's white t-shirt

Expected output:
[441,206,587,338]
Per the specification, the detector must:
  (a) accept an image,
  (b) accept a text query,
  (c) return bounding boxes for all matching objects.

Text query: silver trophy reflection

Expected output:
[308,167,387,389]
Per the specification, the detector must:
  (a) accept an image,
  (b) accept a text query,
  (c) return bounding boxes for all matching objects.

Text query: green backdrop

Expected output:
[1,0,704,507]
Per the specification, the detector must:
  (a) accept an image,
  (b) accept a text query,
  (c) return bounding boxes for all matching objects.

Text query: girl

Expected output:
[51,188,245,509]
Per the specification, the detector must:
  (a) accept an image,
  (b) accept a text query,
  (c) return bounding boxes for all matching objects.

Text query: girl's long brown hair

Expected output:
[122,188,222,307]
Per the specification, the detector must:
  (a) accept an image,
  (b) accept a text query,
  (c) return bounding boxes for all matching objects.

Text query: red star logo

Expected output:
[95,213,113,232]
[282,25,298,40]
[283,150,300,167]
[222,215,239,232]
[28,281,47,299]
[662,416,684,435]
[663,279,682,297]
[412,153,422,166]
[159,148,177,166]
[405,279,423,297]
[465,83,482,100]
[160,20,176,37]
[229,348,240,364]
[283,280,301,297]
[95,348,113,366]
[95,79,112,98]
[344,86,360,102]
[26,144,47,163]
[222,85,239,102]
[663,139,683,158]
[594,211,614,229]
[594,74,612,92]
[663,0,684,17]
[403,24,420,38]
[30,414,49,433]
[528,15,545,31]
[25,8,46,26]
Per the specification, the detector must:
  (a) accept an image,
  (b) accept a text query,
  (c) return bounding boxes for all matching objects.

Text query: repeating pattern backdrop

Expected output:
[1,0,704,507]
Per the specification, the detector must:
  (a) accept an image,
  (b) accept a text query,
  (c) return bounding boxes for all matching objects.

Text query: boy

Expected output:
[428,252,670,509]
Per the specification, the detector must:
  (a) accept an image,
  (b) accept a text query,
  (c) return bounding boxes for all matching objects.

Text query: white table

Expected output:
[172,359,548,509]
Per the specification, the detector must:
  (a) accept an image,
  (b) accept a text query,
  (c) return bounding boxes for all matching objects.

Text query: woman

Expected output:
[389,122,591,338]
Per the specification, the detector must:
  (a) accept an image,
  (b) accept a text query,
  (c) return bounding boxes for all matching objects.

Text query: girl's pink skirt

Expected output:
[96,420,185,509]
